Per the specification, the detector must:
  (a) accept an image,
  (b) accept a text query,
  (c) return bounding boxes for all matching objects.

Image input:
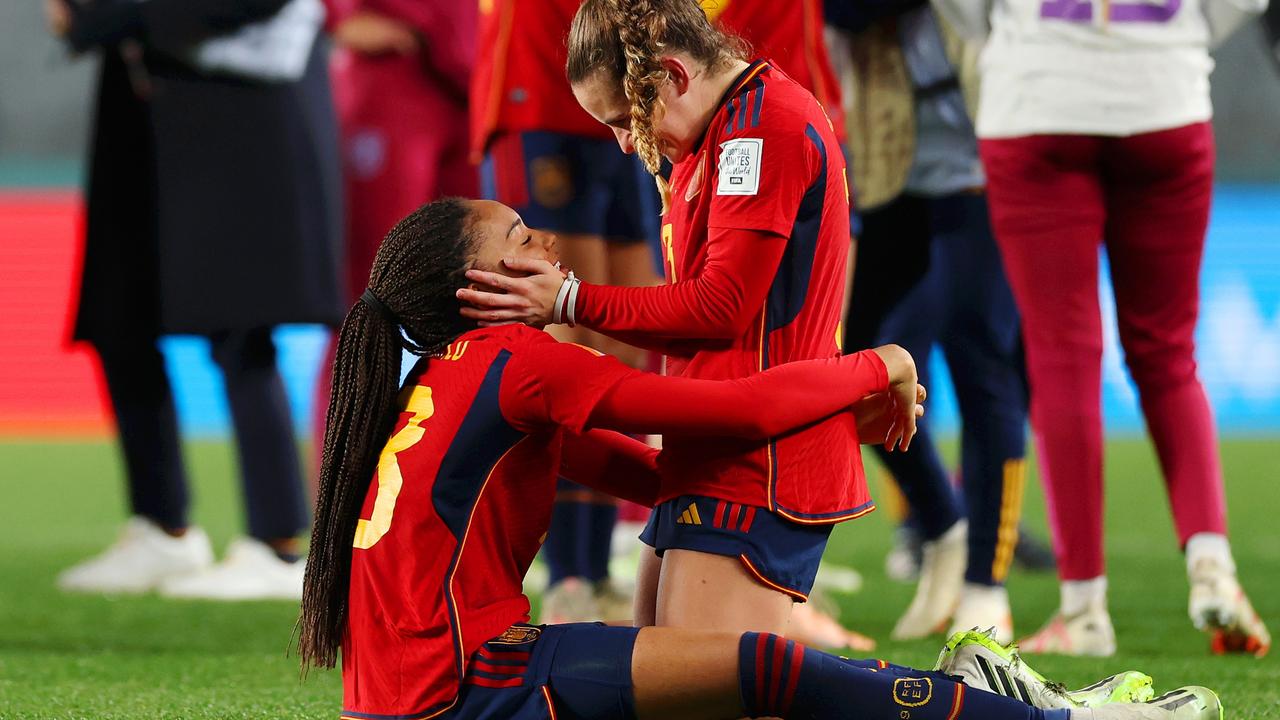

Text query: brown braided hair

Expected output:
[567,0,748,210]
[298,198,478,671]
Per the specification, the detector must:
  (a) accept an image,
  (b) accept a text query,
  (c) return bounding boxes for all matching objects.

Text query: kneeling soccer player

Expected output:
[299,198,1220,720]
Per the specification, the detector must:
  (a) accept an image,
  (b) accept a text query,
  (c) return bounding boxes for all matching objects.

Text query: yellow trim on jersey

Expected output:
[564,342,605,357]
[445,439,527,711]
[991,458,1027,583]
[774,502,877,526]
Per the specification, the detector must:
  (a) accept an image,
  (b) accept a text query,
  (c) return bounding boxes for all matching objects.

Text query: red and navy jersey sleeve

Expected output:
[498,341,638,434]
[707,73,825,237]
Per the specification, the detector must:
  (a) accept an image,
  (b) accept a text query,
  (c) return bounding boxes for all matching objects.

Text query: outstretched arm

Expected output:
[501,341,920,451]
[458,227,786,353]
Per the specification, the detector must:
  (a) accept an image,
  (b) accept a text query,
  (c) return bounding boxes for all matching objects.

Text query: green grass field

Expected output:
[0,437,1276,719]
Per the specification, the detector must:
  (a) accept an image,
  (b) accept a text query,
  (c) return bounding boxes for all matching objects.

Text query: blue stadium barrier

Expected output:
[163,185,1280,438]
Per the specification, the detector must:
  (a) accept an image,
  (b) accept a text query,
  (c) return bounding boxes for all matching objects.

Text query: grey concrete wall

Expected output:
[2,2,1278,180]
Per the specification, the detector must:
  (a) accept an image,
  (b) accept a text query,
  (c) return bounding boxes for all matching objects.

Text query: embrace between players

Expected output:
[297,1,1225,719]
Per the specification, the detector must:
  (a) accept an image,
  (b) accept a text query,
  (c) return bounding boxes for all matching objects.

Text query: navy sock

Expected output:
[544,479,617,585]
[737,633,1072,720]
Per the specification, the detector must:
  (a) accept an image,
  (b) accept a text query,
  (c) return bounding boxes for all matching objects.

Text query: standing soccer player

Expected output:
[460,0,863,638]
[936,0,1271,656]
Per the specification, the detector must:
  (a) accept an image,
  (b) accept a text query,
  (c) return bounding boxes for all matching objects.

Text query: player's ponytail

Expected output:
[567,0,748,212]
[299,199,478,671]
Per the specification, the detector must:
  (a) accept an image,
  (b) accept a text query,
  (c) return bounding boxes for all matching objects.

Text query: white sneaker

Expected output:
[1188,557,1271,658]
[57,516,212,594]
[1020,605,1117,657]
[948,583,1014,644]
[159,537,303,601]
[1087,687,1223,720]
[892,520,967,640]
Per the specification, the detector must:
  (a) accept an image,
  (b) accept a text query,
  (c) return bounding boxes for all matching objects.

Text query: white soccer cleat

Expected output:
[1188,557,1271,658]
[159,537,303,601]
[1019,605,1117,657]
[935,629,1153,710]
[1068,672,1158,706]
[935,629,1075,708]
[892,520,967,640]
[1087,687,1223,720]
[948,583,1014,644]
[57,516,213,594]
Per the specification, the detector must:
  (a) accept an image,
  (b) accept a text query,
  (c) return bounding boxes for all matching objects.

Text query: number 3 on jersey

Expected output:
[353,385,435,549]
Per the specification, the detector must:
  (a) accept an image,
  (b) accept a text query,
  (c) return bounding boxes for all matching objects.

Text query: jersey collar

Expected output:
[691,58,771,156]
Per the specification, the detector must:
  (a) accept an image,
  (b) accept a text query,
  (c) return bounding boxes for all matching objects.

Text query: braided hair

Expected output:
[298,198,478,670]
[566,0,748,211]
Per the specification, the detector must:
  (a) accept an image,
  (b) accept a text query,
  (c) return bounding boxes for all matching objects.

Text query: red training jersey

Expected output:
[340,324,889,718]
[574,60,861,523]
[469,0,612,160]
[708,0,847,144]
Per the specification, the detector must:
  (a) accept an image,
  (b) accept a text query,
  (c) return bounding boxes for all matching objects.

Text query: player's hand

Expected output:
[333,11,419,56]
[45,0,71,37]
[853,385,925,449]
[869,344,921,452]
[458,258,566,327]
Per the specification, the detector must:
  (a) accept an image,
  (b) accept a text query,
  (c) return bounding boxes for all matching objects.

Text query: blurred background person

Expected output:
[826,0,1048,644]
[471,0,663,625]
[938,0,1272,656]
[311,0,478,470]
[47,0,343,600]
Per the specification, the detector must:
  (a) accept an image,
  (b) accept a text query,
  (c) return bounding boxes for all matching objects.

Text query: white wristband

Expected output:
[552,271,577,325]
[565,274,582,328]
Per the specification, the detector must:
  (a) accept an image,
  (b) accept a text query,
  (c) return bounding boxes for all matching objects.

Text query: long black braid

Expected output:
[299,198,477,670]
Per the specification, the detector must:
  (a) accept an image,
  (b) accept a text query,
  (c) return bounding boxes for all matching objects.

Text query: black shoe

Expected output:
[1013,524,1056,572]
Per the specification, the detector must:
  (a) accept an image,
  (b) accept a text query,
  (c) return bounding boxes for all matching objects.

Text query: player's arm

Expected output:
[500,341,922,451]
[459,226,787,351]
[458,114,818,347]
[559,430,660,507]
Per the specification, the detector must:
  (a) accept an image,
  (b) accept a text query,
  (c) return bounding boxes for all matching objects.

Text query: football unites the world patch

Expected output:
[717,138,763,196]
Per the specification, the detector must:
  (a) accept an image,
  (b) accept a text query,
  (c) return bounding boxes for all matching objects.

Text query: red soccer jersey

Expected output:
[578,59,863,522]
[340,324,889,718]
[709,0,847,144]
[469,0,613,160]
[341,326,645,719]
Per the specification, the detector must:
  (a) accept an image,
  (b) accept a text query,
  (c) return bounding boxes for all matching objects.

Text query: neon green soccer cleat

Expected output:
[936,629,1154,709]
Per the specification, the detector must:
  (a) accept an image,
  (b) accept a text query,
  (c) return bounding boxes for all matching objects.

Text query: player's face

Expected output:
[465,199,560,278]
[572,59,701,164]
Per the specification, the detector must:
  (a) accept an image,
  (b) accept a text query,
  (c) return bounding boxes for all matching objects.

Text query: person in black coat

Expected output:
[47,0,344,600]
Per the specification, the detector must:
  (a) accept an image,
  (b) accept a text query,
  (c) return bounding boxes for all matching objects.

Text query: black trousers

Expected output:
[92,327,308,541]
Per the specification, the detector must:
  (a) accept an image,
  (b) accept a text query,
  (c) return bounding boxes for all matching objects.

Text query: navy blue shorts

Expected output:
[639,495,833,601]
[481,131,660,245]
[440,623,640,720]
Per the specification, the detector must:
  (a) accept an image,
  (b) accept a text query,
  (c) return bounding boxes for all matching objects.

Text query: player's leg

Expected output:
[645,496,829,636]
[160,327,308,600]
[933,192,1029,642]
[58,333,212,593]
[980,134,1114,656]
[870,210,968,640]
[1101,122,1269,656]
